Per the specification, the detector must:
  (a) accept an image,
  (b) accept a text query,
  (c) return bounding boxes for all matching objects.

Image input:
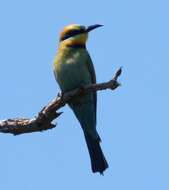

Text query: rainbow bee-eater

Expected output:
[53,24,108,174]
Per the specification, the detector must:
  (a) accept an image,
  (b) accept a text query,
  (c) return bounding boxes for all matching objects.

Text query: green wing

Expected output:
[86,53,97,124]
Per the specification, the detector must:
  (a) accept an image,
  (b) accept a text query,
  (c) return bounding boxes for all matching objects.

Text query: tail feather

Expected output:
[84,132,108,174]
[69,102,108,174]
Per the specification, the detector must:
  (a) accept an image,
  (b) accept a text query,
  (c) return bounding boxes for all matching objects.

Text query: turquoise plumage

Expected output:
[53,24,108,174]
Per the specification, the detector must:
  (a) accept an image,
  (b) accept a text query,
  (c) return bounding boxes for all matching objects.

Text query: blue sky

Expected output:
[0,0,169,189]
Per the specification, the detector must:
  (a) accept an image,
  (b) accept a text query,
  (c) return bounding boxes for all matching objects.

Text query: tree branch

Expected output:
[0,68,122,135]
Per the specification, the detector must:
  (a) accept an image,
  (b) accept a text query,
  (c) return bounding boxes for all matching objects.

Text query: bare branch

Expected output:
[0,68,122,135]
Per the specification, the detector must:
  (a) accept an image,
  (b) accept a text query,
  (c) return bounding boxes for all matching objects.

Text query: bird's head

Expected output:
[59,24,103,47]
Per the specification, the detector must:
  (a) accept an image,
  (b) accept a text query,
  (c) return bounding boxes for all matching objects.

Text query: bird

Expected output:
[53,24,108,174]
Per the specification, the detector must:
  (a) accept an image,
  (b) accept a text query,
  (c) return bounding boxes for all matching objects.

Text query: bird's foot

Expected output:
[57,92,64,98]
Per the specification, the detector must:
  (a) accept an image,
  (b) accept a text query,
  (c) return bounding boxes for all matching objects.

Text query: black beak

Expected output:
[86,24,103,32]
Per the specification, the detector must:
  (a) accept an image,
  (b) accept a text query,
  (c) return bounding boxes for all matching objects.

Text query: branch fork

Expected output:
[0,68,122,135]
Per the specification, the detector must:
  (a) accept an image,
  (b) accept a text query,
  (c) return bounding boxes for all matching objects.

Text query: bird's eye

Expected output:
[61,29,85,41]
[67,29,80,36]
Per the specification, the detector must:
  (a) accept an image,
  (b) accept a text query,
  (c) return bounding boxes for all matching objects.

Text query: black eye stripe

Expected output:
[61,29,86,41]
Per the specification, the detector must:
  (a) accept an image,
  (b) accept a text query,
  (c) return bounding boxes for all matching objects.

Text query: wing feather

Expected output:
[86,53,97,124]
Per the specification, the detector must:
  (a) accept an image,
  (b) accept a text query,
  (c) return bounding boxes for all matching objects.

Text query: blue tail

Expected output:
[84,132,108,174]
[69,100,108,174]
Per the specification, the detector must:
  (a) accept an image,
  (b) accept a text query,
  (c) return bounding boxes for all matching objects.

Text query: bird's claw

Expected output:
[57,92,64,98]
